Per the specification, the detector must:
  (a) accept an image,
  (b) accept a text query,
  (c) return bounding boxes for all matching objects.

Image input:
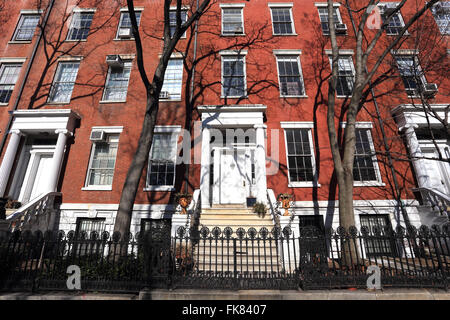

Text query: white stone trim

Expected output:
[314,2,341,7]
[268,3,294,8]
[90,126,124,134]
[20,9,43,14]
[280,121,314,128]
[325,49,354,55]
[0,58,27,64]
[73,8,97,13]
[120,7,144,12]
[57,55,83,62]
[341,121,373,129]
[273,49,302,55]
[219,50,248,56]
[154,125,182,133]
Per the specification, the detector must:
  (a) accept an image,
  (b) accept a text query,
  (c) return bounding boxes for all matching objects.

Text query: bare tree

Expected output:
[113,0,215,236]
[325,0,440,260]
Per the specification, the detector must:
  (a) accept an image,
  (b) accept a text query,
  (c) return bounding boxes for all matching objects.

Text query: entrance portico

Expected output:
[0,109,80,205]
[198,105,267,208]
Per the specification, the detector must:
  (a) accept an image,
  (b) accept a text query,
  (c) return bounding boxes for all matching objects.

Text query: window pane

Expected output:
[49,62,80,103]
[222,8,243,34]
[277,56,304,96]
[285,129,314,182]
[15,15,40,41]
[222,56,245,97]
[169,10,187,37]
[0,64,22,103]
[119,12,141,29]
[160,59,183,100]
[68,12,94,40]
[148,133,177,186]
[271,8,293,34]
[103,62,132,101]
[431,2,450,35]
[353,129,377,182]
[87,135,119,186]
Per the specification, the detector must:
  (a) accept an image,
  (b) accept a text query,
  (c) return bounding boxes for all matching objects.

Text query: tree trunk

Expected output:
[113,94,159,236]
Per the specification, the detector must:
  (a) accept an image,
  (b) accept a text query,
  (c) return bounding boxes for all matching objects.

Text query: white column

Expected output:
[200,125,211,208]
[404,125,430,188]
[0,130,23,197]
[46,129,71,193]
[254,124,267,204]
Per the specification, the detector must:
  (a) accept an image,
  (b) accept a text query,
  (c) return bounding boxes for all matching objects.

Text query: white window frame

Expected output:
[0,59,24,105]
[101,59,132,103]
[431,1,450,35]
[315,3,344,35]
[82,127,123,191]
[220,3,245,36]
[268,3,296,35]
[66,9,96,41]
[169,7,188,39]
[220,51,247,98]
[115,8,143,40]
[394,53,427,98]
[144,125,181,191]
[274,50,306,97]
[280,122,320,188]
[377,2,407,36]
[160,58,184,101]
[327,52,355,98]
[47,60,80,104]
[12,13,41,42]
[341,122,384,187]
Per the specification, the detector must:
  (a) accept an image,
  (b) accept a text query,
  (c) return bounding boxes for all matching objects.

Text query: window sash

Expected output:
[395,55,425,91]
[103,62,132,101]
[330,56,354,96]
[277,55,305,96]
[0,64,22,103]
[147,133,177,186]
[285,129,314,182]
[317,8,341,34]
[160,59,183,100]
[14,15,40,41]
[169,10,187,37]
[353,129,378,182]
[222,8,244,34]
[360,215,394,256]
[431,2,450,35]
[86,135,119,187]
[271,8,294,34]
[67,12,94,40]
[222,56,246,97]
[48,62,80,103]
[119,11,141,29]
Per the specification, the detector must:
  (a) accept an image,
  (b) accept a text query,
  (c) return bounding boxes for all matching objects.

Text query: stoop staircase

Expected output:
[194,205,280,273]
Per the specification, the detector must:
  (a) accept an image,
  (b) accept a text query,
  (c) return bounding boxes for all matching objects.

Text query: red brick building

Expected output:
[0,0,448,237]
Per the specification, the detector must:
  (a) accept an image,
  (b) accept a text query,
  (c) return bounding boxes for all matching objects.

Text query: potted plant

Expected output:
[253,202,267,217]
[277,193,293,216]
[174,193,193,215]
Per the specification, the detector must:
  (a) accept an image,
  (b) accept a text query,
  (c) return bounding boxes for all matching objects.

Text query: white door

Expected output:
[219,149,246,204]
[422,147,450,195]
[19,152,54,204]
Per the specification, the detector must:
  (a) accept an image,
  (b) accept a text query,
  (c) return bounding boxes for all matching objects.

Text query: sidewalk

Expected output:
[0,288,448,300]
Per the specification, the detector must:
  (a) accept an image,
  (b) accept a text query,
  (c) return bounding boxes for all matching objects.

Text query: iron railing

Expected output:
[0,224,449,293]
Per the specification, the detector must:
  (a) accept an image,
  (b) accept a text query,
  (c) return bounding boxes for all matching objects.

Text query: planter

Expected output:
[175,193,193,215]
[246,197,257,207]
[277,194,293,216]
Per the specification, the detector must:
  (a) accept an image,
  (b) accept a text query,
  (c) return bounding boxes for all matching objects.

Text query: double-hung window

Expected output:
[316,6,344,35]
[222,54,246,97]
[221,5,244,35]
[431,2,450,35]
[281,123,318,187]
[353,127,382,184]
[270,5,295,35]
[67,11,94,41]
[160,59,183,100]
[329,55,355,96]
[0,63,22,104]
[13,14,40,41]
[85,132,120,189]
[276,54,305,96]
[395,55,426,96]
[48,61,80,103]
[102,60,132,102]
[169,9,187,38]
[379,3,405,35]
[116,11,142,39]
[147,129,179,189]
[360,215,396,256]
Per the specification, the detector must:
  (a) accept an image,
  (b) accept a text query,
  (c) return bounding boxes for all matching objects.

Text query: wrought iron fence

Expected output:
[0,224,449,293]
